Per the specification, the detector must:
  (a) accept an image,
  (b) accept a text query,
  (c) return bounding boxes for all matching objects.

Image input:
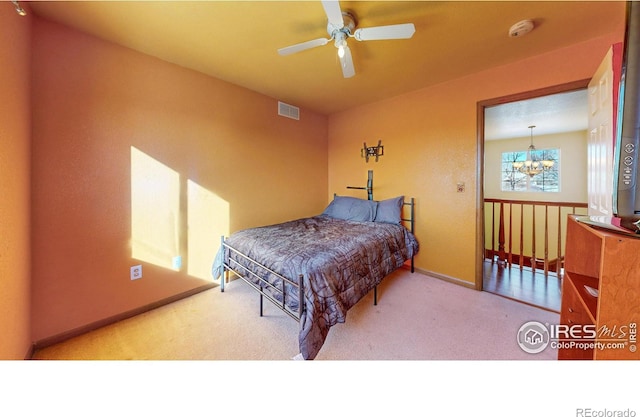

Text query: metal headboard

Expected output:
[346,169,373,200]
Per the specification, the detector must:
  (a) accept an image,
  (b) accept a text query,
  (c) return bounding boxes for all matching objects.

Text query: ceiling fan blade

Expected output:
[353,23,416,41]
[322,0,344,29]
[339,45,355,78]
[278,38,330,56]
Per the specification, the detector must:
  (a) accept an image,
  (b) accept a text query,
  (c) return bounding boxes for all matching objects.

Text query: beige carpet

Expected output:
[33,269,559,360]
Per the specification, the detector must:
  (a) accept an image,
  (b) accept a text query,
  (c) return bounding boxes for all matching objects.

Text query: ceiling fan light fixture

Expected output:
[11,1,27,16]
[335,33,347,58]
[277,1,416,78]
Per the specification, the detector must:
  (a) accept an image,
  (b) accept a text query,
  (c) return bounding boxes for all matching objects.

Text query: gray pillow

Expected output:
[322,196,377,222]
[374,196,404,224]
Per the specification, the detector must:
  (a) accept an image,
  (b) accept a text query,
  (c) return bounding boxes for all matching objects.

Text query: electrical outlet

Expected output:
[457,182,465,193]
[172,255,182,270]
[130,265,142,280]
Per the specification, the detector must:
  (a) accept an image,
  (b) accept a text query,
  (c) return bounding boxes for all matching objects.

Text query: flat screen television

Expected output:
[613,1,640,233]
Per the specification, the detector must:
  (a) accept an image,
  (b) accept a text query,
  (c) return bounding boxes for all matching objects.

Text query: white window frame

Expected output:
[501,148,560,192]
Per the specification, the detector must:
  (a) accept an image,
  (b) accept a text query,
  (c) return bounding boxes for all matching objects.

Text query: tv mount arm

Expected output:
[361,140,384,163]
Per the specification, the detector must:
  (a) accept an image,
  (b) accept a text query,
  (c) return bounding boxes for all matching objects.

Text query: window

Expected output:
[501,149,560,192]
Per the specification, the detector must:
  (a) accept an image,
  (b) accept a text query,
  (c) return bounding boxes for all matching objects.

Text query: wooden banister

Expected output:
[484,198,588,276]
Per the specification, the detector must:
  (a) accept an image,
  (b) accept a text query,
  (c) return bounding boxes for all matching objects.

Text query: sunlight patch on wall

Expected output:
[131,146,230,280]
[131,147,181,270]
[187,180,229,280]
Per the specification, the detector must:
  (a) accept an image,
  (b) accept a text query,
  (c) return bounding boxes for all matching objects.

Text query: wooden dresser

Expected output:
[558,215,640,359]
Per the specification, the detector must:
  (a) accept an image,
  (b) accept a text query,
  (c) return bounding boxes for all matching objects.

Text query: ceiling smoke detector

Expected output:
[509,19,534,37]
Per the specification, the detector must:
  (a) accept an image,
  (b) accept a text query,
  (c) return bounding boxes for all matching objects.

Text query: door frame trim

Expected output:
[475,79,591,291]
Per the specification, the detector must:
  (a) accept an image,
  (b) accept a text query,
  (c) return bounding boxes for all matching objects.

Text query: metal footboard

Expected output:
[402,197,416,273]
[220,237,304,322]
[372,197,416,305]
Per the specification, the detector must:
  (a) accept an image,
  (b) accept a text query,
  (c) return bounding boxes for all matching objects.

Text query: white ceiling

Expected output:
[484,89,589,140]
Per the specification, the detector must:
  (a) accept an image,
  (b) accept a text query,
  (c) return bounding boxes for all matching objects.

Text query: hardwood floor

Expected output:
[483,259,562,313]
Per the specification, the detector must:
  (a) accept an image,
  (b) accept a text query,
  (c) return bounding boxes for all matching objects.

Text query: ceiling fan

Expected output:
[277,0,416,78]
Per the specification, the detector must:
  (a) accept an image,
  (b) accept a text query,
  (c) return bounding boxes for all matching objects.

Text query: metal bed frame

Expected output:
[219,197,416,322]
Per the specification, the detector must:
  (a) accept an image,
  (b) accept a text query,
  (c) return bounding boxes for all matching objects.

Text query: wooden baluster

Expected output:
[557,206,563,276]
[507,203,513,267]
[544,205,549,276]
[519,203,524,269]
[532,203,536,273]
[491,201,496,263]
[498,201,506,264]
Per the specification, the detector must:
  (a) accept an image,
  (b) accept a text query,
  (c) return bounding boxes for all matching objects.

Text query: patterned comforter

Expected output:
[212,215,419,359]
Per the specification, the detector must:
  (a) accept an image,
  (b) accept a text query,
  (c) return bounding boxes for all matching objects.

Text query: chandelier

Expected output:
[512,125,554,177]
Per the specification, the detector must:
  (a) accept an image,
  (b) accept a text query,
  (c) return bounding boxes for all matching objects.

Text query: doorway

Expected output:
[476,80,590,312]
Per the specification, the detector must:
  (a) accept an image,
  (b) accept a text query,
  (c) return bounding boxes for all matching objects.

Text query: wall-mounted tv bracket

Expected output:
[347,169,374,200]
[361,140,384,163]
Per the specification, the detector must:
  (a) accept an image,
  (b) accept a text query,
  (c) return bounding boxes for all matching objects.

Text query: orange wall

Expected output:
[1,5,625,351]
[327,31,624,286]
[0,7,32,358]
[30,18,328,343]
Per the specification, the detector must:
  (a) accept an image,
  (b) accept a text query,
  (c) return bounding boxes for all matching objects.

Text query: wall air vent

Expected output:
[278,101,300,120]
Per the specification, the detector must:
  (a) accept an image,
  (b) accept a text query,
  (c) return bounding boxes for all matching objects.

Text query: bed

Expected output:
[211,195,419,360]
